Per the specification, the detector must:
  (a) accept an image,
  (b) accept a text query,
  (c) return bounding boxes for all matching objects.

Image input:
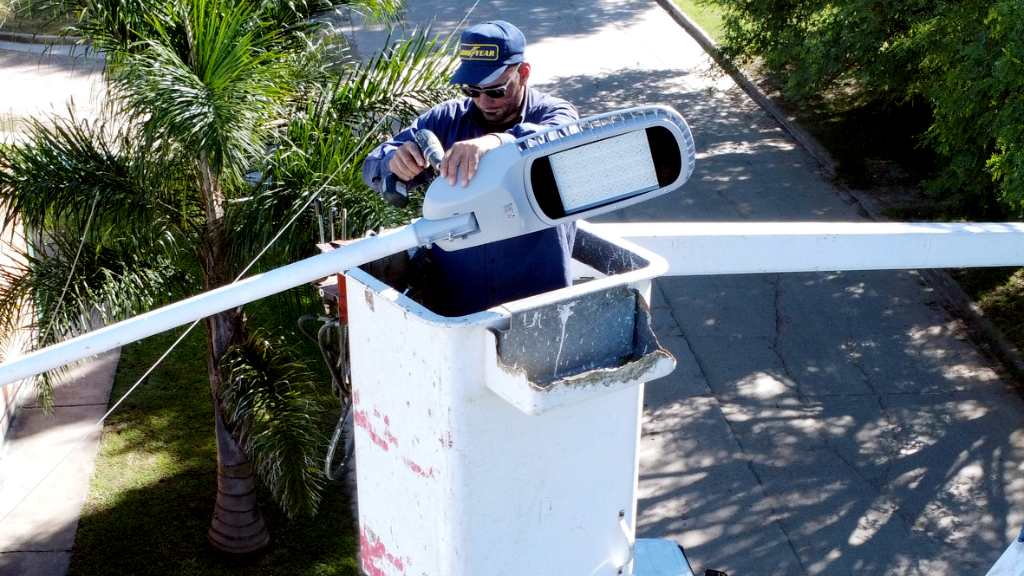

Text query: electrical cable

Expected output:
[298,313,353,479]
[35,193,101,366]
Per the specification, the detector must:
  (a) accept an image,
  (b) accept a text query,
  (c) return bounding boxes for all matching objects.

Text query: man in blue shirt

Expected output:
[363,21,580,316]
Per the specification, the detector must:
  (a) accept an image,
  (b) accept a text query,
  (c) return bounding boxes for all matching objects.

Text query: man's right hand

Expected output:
[389,141,428,181]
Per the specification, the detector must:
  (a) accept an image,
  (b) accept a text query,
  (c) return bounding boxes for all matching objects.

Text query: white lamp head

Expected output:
[419,106,696,250]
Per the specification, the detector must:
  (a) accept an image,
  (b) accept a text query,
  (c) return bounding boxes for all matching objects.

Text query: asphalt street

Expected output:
[346,2,1024,575]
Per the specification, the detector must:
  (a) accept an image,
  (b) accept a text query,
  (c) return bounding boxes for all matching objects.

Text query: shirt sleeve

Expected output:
[362,112,444,193]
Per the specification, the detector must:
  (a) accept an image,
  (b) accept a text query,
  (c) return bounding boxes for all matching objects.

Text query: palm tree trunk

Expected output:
[208,382,270,554]
[205,308,270,556]
[199,156,270,555]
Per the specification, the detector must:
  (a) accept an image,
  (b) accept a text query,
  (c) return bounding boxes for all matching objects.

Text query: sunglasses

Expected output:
[460,72,516,99]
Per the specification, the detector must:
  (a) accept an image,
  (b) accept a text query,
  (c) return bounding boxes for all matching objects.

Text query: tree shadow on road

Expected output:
[640,270,1024,576]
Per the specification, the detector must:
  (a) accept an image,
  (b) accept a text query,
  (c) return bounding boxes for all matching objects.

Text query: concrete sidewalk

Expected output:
[0,44,109,576]
[347,2,1024,575]
[0,351,119,576]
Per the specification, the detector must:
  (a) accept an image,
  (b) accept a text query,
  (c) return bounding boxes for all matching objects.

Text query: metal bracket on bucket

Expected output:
[483,284,675,415]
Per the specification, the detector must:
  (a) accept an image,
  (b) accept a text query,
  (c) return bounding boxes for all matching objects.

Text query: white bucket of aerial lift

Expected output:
[346,220,682,576]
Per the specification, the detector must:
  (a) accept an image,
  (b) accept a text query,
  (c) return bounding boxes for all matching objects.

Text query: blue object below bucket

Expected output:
[633,539,696,576]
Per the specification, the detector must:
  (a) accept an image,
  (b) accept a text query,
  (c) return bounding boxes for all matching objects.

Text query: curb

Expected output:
[0,31,84,45]
[654,0,1024,386]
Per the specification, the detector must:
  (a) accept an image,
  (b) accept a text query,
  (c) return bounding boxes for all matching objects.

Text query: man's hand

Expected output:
[389,141,428,181]
[439,135,502,188]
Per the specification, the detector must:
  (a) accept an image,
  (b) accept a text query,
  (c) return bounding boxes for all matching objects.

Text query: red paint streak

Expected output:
[354,390,361,405]
[403,457,435,479]
[354,406,400,450]
[354,409,388,451]
[361,527,406,575]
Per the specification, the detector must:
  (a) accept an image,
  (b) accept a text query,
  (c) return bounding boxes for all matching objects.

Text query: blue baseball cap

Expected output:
[450,21,526,86]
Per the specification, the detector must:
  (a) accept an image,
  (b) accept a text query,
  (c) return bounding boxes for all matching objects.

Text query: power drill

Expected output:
[382,129,444,208]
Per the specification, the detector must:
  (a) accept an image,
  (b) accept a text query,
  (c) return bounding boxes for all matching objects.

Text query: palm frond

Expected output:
[109,0,293,188]
[224,27,458,267]
[332,28,460,134]
[0,218,195,411]
[0,110,198,239]
[0,229,193,341]
[218,331,330,518]
[33,0,170,54]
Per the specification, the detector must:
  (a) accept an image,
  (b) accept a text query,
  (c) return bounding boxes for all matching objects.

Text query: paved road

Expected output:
[347,1,1024,575]
[0,42,102,143]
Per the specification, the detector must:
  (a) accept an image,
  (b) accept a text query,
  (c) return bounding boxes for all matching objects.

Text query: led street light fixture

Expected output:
[417,105,696,250]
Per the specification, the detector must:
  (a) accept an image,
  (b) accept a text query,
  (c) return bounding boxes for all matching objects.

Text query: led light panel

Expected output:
[548,130,660,213]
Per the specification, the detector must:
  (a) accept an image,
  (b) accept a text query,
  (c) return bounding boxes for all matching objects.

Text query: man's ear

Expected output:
[518,62,532,84]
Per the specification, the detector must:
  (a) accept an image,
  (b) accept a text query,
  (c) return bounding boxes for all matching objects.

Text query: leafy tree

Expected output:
[710,0,934,103]
[707,0,1024,218]
[0,0,456,554]
[919,0,1024,217]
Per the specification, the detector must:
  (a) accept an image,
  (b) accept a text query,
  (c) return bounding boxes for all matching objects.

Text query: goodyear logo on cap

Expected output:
[459,43,500,61]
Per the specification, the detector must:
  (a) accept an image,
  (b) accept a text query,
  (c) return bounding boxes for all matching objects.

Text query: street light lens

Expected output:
[530,126,683,221]
[548,130,660,213]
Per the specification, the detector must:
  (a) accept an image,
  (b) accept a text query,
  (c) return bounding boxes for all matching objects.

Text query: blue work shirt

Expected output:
[363,88,580,317]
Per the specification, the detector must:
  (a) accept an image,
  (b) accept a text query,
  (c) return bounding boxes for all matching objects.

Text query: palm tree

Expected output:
[0,0,457,554]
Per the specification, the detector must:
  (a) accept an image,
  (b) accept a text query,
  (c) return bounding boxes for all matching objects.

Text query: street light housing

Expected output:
[420,106,696,251]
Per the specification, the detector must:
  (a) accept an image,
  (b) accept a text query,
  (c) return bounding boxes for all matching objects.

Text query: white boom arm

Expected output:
[591,221,1024,275]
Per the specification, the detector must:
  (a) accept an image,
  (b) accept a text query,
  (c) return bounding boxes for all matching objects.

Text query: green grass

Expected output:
[68,305,358,576]
[949,268,1024,355]
[672,0,725,42]
[975,271,1024,352]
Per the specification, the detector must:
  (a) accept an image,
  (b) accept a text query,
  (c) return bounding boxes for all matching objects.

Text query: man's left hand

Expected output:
[439,134,503,188]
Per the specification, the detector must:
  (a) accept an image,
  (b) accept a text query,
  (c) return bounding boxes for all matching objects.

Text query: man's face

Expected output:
[467,64,528,124]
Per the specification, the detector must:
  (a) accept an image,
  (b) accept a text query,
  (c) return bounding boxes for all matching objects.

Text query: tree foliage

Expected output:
[709,0,1024,218]
[919,0,1024,217]
[0,0,458,547]
[219,331,330,519]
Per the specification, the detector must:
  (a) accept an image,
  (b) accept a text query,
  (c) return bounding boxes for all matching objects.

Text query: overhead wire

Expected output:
[36,192,101,364]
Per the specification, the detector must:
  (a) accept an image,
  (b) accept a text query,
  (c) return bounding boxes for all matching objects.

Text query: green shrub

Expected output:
[707,0,1024,219]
